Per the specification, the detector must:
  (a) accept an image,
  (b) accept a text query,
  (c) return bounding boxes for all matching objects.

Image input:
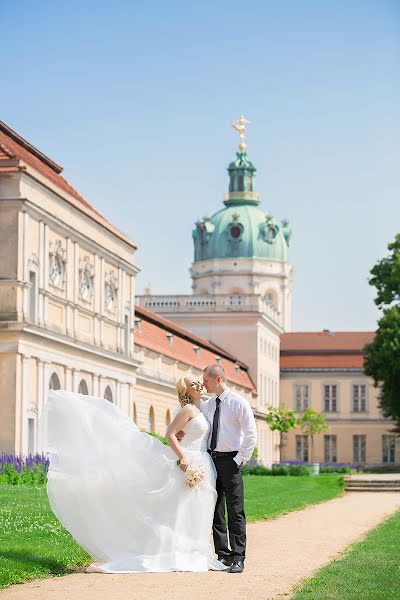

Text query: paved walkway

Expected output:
[3,492,400,600]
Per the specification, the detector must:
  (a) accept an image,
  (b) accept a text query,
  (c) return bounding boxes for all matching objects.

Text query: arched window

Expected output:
[78,379,89,395]
[104,385,113,403]
[166,410,171,427]
[49,372,60,390]
[133,402,137,424]
[148,406,155,432]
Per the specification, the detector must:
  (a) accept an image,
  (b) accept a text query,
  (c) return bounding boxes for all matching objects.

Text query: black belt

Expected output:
[208,450,238,457]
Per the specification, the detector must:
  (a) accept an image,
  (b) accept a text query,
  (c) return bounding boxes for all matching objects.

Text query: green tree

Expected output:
[266,405,298,452]
[298,409,328,463]
[266,405,298,433]
[364,234,400,433]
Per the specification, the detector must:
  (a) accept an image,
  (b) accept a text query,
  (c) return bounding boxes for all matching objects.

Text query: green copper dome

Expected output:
[193,151,291,261]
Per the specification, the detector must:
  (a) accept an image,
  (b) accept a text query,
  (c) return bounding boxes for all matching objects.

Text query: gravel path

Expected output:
[3,492,400,600]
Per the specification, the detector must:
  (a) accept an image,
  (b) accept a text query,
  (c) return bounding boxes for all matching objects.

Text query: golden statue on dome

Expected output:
[232,115,251,152]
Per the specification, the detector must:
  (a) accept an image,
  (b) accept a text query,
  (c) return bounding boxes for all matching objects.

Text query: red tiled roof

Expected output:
[281,331,375,352]
[134,304,255,391]
[280,330,375,370]
[0,121,137,249]
[280,354,366,369]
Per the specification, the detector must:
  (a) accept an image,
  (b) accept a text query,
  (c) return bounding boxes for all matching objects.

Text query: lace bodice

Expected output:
[180,412,210,452]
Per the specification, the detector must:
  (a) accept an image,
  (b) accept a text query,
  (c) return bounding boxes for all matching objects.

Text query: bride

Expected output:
[40,375,226,573]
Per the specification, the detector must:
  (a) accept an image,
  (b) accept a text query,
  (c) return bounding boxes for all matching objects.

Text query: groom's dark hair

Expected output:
[203,364,227,381]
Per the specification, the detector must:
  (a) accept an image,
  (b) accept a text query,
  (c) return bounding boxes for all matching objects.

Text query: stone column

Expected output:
[73,241,79,337]
[66,238,74,337]
[43,224,49,324]
[73,369,80,393]
[20,354,31,455]
[22,211,30,320]
[116,381,121,409]
[65,366,73,391]
[93,254,101,345]
[38,221,44,326]
[93,374,100,397]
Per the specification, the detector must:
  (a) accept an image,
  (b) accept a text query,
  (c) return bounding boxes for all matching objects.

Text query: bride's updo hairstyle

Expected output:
[176,377,193,407]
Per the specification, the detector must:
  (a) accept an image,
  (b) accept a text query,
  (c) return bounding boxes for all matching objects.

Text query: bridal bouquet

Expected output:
[176,460,205,487]
[184,465,205,487]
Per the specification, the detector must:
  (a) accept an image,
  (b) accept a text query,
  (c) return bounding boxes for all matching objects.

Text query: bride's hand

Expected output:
[179,456,189,472]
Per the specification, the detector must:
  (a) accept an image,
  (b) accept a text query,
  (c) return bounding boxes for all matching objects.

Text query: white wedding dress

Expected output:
[41,390,225,573]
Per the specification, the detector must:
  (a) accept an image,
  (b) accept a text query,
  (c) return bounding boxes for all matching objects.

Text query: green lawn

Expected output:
[244,474,344,521]
[0,485,91,589]
[0,475,344,588]
[292,509,400,599]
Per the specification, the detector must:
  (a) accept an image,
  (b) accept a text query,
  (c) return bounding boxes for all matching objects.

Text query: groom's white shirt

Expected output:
[201,387,257,466]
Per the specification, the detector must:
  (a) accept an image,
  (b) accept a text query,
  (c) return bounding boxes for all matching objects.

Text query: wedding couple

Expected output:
[42,364,257,574]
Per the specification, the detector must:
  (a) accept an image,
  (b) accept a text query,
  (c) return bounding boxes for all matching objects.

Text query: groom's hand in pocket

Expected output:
[176,431,185,442]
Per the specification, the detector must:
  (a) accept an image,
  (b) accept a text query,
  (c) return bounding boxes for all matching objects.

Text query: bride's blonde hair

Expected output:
[176,376,193,407]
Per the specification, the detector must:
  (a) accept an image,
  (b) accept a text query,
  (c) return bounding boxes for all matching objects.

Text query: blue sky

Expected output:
[1,0,399,331]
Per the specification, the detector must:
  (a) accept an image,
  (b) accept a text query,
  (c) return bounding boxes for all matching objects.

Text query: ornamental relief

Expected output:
[79,256,95,302]
[104,271,118,313]
[49,240,67,290]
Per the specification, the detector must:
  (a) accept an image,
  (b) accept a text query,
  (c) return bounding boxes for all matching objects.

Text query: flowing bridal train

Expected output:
[41,388,225,573]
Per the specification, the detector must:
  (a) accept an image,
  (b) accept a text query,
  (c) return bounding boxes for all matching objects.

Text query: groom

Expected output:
[201,364,257,573]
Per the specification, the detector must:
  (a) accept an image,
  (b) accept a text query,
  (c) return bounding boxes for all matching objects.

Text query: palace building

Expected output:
[280,331,399,466]
[0,118,397,467]
[0,121,257,457]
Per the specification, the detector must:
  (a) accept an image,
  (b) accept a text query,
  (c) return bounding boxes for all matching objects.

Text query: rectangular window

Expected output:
[324,435,337,462]
[353,435,366,464]
[382,435,395,464]
[352,385,367,412]
[29,271,36,322]
[324,384,337,412]
[296,435,309,462]
[295,384,309,412]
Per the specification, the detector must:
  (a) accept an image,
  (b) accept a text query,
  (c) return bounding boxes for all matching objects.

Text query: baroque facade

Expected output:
[280,331,399,467]
[0,121,261,458]
[0,121,140,454]
[0,118,397,468]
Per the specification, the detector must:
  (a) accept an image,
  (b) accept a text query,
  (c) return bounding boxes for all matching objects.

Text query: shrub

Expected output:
[242,464,271,476]
[288,464,311,476]
[1,463,19,485]
[320,465,351,474]
[271,465,289,476]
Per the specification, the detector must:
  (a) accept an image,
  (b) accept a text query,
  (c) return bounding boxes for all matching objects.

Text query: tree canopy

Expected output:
[364,234,400,434]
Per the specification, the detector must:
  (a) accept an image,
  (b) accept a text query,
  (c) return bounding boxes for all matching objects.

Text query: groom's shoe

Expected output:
[228,560,244,573]
[218,557,234,567]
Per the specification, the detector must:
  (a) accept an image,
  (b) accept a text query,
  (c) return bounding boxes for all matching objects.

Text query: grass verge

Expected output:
[292,509,400,599]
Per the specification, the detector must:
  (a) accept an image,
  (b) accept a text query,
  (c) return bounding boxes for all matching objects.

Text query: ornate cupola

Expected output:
[225,116,259,206]
[189,115,293,331]
[192,116,292,263]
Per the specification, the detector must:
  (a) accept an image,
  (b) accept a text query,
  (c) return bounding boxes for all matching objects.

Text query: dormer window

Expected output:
[166,333,174,345]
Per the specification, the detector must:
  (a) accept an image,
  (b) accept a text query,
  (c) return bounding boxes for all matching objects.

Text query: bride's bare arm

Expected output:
[166,406,195,471]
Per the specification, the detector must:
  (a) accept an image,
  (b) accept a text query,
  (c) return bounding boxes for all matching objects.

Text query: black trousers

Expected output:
[211,455,246,562]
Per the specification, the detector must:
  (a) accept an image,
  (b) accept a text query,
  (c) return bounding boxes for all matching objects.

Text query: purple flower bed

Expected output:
[276,460,356,469]
[0,453,49,474]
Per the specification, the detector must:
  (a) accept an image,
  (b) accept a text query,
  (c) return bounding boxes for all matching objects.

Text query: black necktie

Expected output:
[210,397,221,451]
